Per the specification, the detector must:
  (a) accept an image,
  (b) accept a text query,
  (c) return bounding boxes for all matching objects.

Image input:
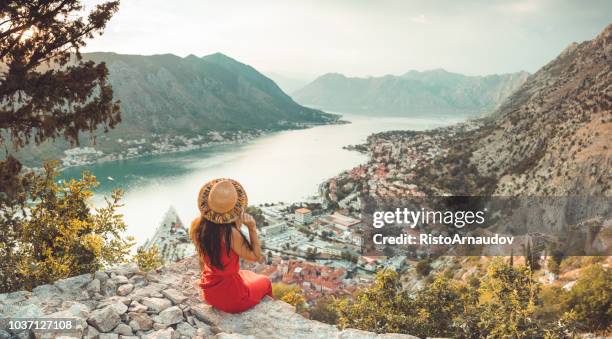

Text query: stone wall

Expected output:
[0,256,417,339]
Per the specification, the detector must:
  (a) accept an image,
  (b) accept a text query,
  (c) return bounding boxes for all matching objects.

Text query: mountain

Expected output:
[293,70,529,116]
[422,24,612,196]
[83,52,335,135]
[9,52,337,165]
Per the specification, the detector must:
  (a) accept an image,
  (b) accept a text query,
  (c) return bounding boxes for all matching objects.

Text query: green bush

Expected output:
[134,245,164,272]
[416,259,432,277]
[562,264,611,332]
[1,163,134,293]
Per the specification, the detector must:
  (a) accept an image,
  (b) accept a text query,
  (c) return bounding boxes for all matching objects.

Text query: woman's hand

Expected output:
[241,212,257,230]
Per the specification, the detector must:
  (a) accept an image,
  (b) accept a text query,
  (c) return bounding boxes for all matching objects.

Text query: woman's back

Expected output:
[190,178,272,313]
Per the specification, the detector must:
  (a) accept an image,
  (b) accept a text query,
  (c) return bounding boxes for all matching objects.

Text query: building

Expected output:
[318,213,362,232]
[294,208,313,225]
[261,221,287,236]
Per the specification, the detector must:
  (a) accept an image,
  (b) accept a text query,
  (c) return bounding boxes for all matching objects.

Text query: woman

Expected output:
[189,178,272,313]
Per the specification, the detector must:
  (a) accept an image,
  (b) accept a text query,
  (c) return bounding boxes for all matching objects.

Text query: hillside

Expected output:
[85,52,334,134]
[422,23,612,196]
[292,69,529,116]
[10,52,336,166]
[320,24,611,258]
[0,257,417,339]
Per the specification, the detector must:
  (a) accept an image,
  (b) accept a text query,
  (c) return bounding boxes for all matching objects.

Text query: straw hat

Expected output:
[198,178,248,224]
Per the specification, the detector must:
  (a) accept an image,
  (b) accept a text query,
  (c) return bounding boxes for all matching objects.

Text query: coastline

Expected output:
[55,119,349,173]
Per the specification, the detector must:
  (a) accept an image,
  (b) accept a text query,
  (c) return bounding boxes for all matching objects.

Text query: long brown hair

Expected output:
[190,216,252,270]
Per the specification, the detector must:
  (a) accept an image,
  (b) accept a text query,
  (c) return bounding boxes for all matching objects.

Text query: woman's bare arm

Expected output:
[230,213,262,262]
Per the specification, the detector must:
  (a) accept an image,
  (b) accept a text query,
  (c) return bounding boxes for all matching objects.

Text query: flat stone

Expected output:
[95,271,109,282]
[87,305,122,333]
[128,274,146,287]
[156,306,183,325]
[83,325,100,339]
[32,284,61,297]
[54,274,92,293]
[38,305,89,338]
[98,334,119,339]
[98,296,131,309]
[112,275,129,285]
[190,304,218,325]
[142,328,175,339]
[107,264,139,278]
[117,284,134,296]
[0,290,30,304]
[129,282,167,299]
[161,289,187,305]
[107,302,128,315]
[176,322,196,337]
[104,279,118,296]
[128,301,147,313]
[113,323,133,336]
[128,312,153,331]
[153,323,169,330]
[206,299,338,338]
[141,297,172,313]
[86,279,101,293]
[12,304,43,318]
[195,328,211,338]
[50,302,90,318]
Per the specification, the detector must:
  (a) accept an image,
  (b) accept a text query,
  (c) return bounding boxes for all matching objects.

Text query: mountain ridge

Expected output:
[9,52,337,165]
[82,51,335,134]
[292,69,529,116]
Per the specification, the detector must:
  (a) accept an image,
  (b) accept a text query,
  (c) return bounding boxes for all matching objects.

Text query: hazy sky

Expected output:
[82,0,611,78]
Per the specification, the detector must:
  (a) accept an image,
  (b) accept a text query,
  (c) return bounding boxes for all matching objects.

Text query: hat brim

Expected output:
[198,178,248,224]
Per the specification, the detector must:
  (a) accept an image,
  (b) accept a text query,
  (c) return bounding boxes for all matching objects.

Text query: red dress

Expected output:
[198,247,272,313]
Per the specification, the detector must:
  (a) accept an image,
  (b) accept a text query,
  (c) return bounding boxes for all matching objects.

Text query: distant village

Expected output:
[60,119,343,169]
[324,120,482,205]
[60,130,265,168]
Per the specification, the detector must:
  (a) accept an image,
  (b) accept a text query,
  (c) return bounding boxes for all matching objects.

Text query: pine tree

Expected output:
[0,0,126,293]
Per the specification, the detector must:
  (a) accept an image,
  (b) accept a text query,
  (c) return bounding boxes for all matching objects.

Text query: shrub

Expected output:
[416,259,432,277]
[272,283,306,310]
[562,264,611,332]
[309,296,338,324]
[134,245,165,272]
[477,259,541,338]
[1,163,134,292]
[272,283,301,300]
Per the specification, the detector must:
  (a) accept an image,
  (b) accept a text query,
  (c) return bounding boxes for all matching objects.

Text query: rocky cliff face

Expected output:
[0,256,417,339]
[142,207,193,263]
[419,24,611,197]
[292,69,529,117]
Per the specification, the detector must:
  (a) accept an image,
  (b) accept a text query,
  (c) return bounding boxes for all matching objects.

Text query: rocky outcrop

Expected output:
[142,207,194,263]
[412,24,611,197]
[0,256,417,339]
